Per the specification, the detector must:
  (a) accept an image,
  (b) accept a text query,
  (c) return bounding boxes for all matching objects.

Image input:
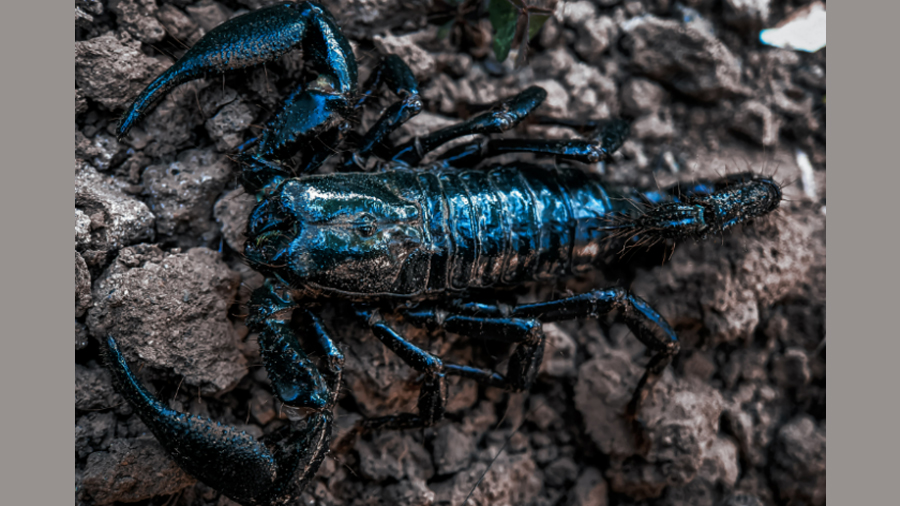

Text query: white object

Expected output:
[759,1,826,52]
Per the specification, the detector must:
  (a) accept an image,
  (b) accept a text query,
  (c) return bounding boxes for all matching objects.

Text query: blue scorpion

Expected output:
[103,3,783,505]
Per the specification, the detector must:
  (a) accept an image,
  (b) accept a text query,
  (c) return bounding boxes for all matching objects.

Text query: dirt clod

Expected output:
[86,245,245,394]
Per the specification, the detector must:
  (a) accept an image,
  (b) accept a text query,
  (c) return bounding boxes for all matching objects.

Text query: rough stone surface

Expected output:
[355,433,435,482]
[157,3,205,46]
[575,345,727,499]
[108,0,166,43]
[431,450,542,506]
[142,148,233,246]
[621,77,667,116]
[771,415,826,505]
[75,363,125,413]
[75,33,169,110]
[567,467,607,506]
[213,188,255,253]
[75,131,122,172]
[560,2,618,64]
[432,423,475,475]
[373,32,437,81]
[620,15,745,101]
[199,86,257,151]
[81,437,196,504]
[86,245,245,394]
[76,251,92,318]
[731,100,781,146]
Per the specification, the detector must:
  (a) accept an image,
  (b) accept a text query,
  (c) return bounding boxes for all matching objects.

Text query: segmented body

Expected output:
[245,166,780,298]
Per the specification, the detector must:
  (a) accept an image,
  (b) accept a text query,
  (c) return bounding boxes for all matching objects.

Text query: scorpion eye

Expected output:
[355,213,377,237]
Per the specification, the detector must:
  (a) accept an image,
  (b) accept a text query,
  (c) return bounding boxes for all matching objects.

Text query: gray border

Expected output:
[830,1,897,503]
[2,1,874,503]
[2,2,71,503]
[830,1,898,503]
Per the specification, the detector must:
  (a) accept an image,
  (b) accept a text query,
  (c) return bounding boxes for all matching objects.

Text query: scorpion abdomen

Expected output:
[413,166,618,292]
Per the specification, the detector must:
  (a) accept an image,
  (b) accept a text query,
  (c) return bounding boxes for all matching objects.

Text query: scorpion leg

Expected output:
[397,305,547,392]
[117,2,357,140]
[510,288,679,425]
[343,55,423,167]
[352,305,546,432]
[389,86,548,165]
[354,307,447,431]
[434,118,630,168]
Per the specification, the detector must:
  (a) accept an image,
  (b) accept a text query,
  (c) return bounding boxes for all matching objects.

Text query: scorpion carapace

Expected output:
[102,2,783,505]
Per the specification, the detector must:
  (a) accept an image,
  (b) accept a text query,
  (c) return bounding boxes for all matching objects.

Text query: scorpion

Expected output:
[102,2,783,505]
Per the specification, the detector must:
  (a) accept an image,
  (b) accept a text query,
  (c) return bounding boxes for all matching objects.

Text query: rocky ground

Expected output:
[76,1,826,505]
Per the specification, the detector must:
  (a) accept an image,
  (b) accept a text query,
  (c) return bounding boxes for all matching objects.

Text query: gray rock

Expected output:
[76,252,92,318]
[373,32,436,81]
[156,3,205,46]
[567,467,607,506]
[142,148,233,246]
[76,412,117,460]
[621,78,667,116]
[620,16,745,101]
[136,78,207,158]
[356,433,434,482]
[771,415,826,505]
[76,321,91,351]
[575,351,724,499]
[540,323,577,378]
[731,100,780,146]
[75,33,169,111]
[76,88,89,115]
[185,0,233,33]
[75,131,122,171]
[384,478,436,506]
[431,451,542,506]
[82,437,196,504]
[75,363,124,412]
[632,108,675,140]
[772,347,811,388]
[86,245,246,394]
[75,162,155,265]
[717,492,764,506]
[544,456,579,487]
[559,2,617,64]
[214,188,255,253]
[722,0,770,33]
[723,383,785,467]
[432,423,475,475]
[108,0,166,43]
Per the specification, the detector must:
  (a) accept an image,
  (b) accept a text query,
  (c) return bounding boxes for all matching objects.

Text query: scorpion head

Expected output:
[244,173,430,296]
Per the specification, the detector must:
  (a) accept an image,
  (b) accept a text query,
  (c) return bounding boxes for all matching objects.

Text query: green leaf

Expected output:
[527,12,550,40]
[489,0,519,62]
[437,19,455,41]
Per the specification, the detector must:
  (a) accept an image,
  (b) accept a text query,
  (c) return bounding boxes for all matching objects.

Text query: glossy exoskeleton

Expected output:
[104,3,783,505]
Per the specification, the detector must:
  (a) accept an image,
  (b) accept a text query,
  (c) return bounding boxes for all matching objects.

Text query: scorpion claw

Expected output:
[116,1,358,141]
[102,335,331,506]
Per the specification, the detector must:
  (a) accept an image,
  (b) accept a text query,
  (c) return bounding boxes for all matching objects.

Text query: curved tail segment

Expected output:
[116,2,359,141]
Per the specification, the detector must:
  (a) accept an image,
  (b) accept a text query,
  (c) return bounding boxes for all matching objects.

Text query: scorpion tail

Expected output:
[607,172,783,247]
[101,335,330,506]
